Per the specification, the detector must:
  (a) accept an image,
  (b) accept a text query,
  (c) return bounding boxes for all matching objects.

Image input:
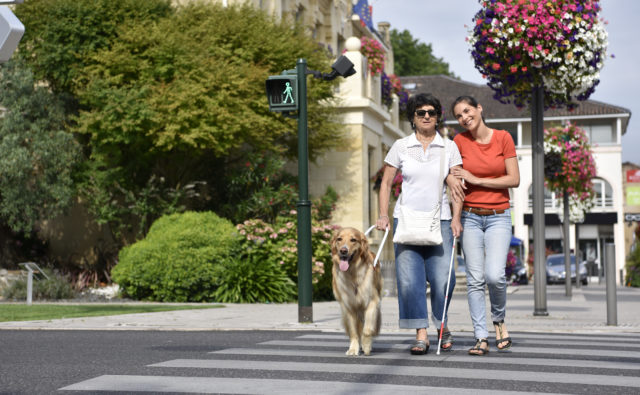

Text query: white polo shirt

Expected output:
[384,132,462,220]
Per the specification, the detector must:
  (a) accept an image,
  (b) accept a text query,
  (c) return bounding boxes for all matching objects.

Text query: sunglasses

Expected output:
[415,109,438,118]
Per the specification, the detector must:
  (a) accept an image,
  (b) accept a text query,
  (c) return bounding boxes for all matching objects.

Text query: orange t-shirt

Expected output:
[453,129,516,210]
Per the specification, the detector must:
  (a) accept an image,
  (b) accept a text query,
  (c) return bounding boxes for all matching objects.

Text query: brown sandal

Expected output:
[468,338,489,356]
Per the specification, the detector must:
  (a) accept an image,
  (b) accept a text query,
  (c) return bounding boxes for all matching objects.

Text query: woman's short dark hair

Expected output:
[406,93,443,130]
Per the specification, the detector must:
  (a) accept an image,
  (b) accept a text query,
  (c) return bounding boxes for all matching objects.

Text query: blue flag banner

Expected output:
[353,0,374,31]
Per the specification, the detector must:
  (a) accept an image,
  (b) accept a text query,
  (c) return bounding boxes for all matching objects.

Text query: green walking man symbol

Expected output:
[282,82,294,104]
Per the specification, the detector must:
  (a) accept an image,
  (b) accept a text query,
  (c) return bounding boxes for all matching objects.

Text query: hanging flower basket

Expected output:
[360,36,385,76]
[544,122,597,222]
[381,72,409,112]
[468,0,608,109]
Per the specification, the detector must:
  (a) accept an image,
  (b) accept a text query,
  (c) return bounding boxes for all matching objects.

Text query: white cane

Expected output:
[364,225,389,268]
[437,236,457,355]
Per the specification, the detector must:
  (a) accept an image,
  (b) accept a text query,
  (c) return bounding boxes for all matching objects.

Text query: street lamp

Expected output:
[0,4,25,62]
[266,55,355,323]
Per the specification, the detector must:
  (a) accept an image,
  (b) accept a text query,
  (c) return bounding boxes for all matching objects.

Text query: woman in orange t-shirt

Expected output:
[449,95,520,356]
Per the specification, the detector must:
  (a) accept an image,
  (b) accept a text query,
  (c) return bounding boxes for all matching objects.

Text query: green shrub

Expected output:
[2,270,76,301]
[625,245,640,287]
[112,211,238,302]
[236,208,337,301]
[213,252,296,303]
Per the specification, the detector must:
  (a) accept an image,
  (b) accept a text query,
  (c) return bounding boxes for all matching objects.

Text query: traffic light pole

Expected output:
[296,58,313,323]
[266,55,354,324]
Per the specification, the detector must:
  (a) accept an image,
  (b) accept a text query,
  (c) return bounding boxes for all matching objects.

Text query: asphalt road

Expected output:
[2,329,640,394]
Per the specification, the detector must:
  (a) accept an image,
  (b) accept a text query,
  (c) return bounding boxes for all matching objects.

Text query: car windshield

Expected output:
[547,255,576,267]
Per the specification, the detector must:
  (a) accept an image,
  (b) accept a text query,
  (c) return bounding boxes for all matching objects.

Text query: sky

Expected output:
[370,0,638,164]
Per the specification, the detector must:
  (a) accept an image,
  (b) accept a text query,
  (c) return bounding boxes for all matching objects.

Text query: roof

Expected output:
[399,75,631,132]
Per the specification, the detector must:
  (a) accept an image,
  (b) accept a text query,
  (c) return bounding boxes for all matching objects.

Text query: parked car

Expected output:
[546,254,588,285]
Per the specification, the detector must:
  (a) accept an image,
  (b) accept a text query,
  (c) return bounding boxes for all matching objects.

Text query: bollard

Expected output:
[620,269,624,287]
[605,243,617,326]
[26,267,33,306]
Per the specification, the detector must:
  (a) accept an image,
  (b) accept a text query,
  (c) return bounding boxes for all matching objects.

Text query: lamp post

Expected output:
[531,85,548,316]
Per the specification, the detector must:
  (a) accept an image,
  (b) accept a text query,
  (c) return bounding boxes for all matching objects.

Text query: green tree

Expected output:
[14,0,173,96]
[0,59,80,234]
[390,29,456,77]
[15,1,344,244]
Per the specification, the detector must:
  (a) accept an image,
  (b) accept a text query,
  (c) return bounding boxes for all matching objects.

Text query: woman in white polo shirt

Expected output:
[376,93,463,355]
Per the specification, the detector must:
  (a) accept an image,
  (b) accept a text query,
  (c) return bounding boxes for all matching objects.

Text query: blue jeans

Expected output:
[393,218,456,329]
[460,209,512,339]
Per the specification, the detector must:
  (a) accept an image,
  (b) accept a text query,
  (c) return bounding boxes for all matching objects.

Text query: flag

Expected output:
[353,0,374,31]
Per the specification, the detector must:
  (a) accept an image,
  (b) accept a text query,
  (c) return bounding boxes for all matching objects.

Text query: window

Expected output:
[591,178,614,209]
[527,178,614,210]
[527,185,557,208]
[578,123,616,145]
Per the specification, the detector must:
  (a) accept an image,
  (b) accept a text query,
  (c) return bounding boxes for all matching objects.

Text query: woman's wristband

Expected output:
[379,215,389,219]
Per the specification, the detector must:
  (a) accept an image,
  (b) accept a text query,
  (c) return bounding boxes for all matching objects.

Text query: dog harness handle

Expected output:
[364,225,389,268]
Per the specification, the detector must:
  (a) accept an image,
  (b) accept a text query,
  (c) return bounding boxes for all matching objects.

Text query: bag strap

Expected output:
[431,141,447,230]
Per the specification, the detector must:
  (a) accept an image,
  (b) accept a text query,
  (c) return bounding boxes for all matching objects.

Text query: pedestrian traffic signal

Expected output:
[265,75,298,112]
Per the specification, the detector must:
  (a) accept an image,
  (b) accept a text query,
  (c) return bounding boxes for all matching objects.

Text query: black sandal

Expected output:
[493,320,513,350]
[410,340,429,355]
[437,328,453,351]
[468,338,489,356]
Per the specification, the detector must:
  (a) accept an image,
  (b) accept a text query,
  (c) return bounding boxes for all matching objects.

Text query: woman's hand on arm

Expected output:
[377,165,397,230]
[446,166,466,203]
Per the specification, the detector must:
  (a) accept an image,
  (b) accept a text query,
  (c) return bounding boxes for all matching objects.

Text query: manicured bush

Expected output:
[112,211,237,302]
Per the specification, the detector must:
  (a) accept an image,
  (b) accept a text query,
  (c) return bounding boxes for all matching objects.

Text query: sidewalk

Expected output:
[0,284,638,333]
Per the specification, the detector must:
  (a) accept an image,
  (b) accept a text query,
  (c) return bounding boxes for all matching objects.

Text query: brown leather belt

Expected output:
[464,206,506,216]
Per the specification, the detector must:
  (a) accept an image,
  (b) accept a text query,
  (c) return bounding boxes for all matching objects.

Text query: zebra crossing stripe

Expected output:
[59,375,522,394]
[259,340,640,358]
[299,333,640,344]
[148,359,640,388]
[209,348,640,370]
[298,334,640,348]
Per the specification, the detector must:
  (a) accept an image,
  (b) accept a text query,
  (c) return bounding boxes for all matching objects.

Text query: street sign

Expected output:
[265,75,298,112]
[0,6,25,62]
[627,169,640,183]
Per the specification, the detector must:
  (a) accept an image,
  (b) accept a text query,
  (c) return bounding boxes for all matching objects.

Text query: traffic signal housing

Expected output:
[265,75,298,112]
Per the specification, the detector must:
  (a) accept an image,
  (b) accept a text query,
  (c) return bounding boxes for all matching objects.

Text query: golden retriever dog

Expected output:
[331,227,383,356]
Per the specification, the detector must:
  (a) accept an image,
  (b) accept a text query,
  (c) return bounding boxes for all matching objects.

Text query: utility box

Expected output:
[265,75,298,112]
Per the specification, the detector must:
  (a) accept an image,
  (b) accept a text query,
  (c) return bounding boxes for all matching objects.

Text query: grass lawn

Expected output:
[0,304,223,322]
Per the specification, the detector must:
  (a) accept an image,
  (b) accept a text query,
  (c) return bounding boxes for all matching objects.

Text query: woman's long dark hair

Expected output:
[450,95,486,124]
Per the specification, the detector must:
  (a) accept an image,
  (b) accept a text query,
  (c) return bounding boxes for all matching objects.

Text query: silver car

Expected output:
[546,254,588,285]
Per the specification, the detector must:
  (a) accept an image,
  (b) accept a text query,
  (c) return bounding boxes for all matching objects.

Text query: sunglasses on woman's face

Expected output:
[415,109,437,118]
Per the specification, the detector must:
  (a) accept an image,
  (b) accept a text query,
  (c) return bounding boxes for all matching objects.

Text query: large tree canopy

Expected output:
[13,0,343,243]
[390,29,456,77]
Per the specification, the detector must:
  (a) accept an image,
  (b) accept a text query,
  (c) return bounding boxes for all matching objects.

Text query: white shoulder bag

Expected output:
[392,143,446,246]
